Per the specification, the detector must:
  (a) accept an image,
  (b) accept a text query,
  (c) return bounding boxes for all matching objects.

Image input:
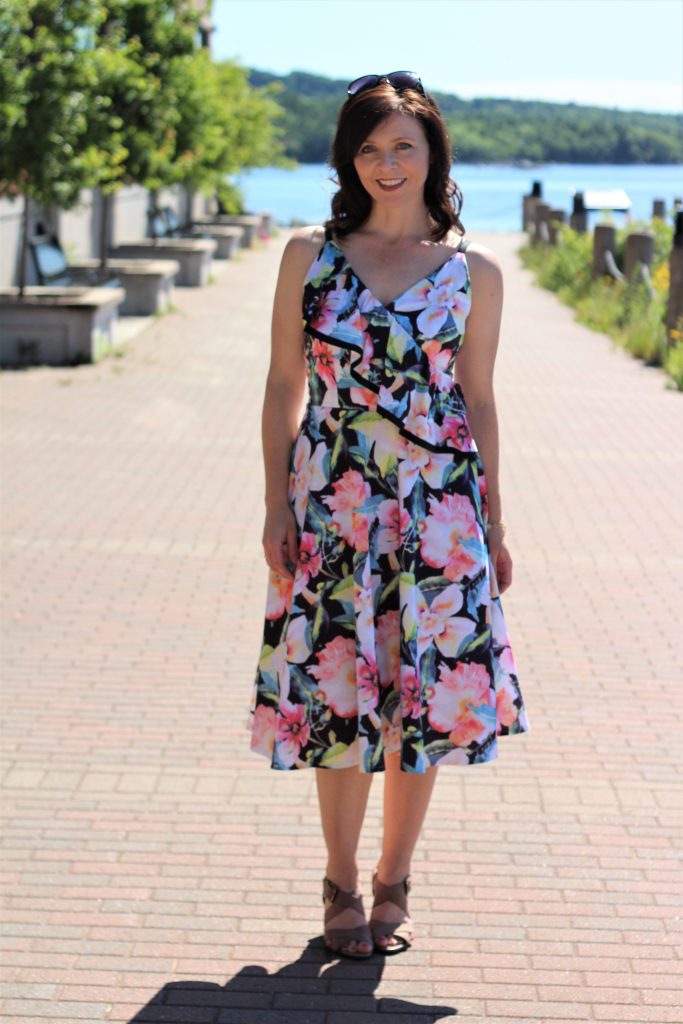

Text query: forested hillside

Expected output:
[248,68,682,165]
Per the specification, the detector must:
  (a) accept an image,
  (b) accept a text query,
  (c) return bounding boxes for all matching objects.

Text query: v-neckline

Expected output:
[327,236,462,311]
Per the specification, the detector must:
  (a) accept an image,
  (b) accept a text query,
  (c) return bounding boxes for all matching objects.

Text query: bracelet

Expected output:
[487,519,506,532]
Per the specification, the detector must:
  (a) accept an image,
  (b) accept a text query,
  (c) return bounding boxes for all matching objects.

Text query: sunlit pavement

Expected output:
[1,228,682,1024]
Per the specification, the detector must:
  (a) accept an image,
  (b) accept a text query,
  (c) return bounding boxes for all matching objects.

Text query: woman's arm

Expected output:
[454,245,513,592]
[261,227,320,579]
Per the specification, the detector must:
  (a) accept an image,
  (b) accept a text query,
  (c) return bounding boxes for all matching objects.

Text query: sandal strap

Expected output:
[322,876,372,948]
[322,876,367,925]
[370,870,414,947]
[372,871,412,908]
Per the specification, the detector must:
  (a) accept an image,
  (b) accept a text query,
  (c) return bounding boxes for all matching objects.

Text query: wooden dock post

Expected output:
[523,181,543,233]
[667,212,683,346]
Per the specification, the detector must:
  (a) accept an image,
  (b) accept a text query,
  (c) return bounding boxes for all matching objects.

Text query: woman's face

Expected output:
[353,111,431,207]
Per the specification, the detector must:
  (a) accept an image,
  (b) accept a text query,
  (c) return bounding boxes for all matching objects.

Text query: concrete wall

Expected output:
[0,185,202,288]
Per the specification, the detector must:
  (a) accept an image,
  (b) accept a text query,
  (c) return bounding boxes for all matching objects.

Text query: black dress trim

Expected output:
[303,324,478,457]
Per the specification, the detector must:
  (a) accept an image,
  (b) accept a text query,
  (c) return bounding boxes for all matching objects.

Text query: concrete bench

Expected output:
[109,238,215,287]
[0,286,125,367]
[194,214,262,248]
[74,257,179,315]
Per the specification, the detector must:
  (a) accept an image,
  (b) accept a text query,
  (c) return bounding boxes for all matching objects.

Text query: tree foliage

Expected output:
[0,0,126,206]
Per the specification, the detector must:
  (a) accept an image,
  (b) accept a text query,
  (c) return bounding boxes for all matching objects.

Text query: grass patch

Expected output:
[519,220,680,390]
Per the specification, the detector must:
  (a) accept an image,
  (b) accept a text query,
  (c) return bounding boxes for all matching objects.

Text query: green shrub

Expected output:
[664,339,683,390]
[518,219,678,387]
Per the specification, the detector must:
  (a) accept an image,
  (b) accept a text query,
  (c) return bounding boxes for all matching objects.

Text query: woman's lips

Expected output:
[377,178,406,192]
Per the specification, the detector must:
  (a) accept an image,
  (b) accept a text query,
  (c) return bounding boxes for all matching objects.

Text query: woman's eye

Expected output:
[360,145,374,154]
[397,143,412,149]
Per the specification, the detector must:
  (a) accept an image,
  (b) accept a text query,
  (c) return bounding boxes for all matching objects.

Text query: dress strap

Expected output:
[324,224,333,241]
[458,236,471,252]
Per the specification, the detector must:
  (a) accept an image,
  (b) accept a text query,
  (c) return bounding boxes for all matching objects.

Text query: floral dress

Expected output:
[247,227,531,773]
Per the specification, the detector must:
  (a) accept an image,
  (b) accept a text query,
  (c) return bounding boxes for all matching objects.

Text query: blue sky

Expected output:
[212,0,683,114]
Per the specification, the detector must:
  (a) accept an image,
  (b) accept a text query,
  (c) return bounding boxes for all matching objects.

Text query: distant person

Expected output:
[248,71,531,958]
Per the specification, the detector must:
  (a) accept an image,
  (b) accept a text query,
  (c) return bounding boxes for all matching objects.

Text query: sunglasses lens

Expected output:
[347,74,380,96]
[347,72,425,97]
[387,71,424,94]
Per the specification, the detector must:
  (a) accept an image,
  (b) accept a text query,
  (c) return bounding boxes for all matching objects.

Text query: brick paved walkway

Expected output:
[1,230,682,1024]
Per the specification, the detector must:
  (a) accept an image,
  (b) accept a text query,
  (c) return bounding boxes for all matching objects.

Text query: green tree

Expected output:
[0,0,126,292]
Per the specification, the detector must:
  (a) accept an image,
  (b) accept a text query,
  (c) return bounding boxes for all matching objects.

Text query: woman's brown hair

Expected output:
[324,83,465,243]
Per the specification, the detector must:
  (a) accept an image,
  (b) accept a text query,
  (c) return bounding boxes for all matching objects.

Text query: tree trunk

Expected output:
[99,190,111,269]
[19,192,31,297]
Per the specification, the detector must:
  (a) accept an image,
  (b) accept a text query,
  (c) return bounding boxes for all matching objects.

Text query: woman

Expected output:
[247,72,531,959]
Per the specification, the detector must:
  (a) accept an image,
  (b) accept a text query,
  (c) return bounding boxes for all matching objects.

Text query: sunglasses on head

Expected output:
[347,71,425,97]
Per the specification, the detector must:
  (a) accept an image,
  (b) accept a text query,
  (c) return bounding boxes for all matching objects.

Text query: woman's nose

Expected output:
[378,151,399,170]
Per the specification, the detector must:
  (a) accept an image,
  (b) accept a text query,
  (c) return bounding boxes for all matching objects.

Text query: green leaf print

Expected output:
[330,573,354,603]
[460,626,492,655]
[312,597,330,644]
[420,645,437,691]
[424,738,457,758]
[330,429,346,473]
[442,460,469,487]
[387,329,408,363]
[379,573,400,604]
[320,741,351,767]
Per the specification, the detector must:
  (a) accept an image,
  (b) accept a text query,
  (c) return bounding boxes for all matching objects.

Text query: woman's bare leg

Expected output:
[315,765,374,954]
[372,751,439,948]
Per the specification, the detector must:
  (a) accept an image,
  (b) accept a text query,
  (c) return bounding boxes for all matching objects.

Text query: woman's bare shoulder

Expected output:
[285,224,328,259]
[462,241,503,289]
[276,225,328,287]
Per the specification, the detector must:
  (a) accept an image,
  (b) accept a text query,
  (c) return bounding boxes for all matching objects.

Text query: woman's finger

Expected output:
[286,522,299,568]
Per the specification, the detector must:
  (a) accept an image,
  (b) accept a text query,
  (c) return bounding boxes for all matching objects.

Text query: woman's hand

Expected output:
[262,501,299,580]
[487,531,513,595]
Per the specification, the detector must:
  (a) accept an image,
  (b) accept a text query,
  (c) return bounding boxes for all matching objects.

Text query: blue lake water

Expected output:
[236,163,682,232]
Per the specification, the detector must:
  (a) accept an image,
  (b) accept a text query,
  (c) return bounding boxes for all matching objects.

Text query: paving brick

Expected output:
[2,229,682,1024]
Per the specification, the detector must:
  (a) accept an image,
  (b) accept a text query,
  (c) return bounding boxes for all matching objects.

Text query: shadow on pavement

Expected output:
[128,938,457,1022]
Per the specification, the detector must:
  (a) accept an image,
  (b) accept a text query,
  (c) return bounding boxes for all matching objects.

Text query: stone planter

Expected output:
[0,286,125,368]
[194,214,261,248]
[72,258,179,315]
[109,238,215,287]
[257,210,275,235]
[186,225,242,259]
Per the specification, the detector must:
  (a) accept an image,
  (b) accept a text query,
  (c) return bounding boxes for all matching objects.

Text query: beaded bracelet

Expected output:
[487,520,506,533]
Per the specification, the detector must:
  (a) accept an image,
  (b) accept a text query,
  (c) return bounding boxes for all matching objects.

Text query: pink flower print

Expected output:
[426,661,491,741]
[400,442,453,496]
[349,384,379,410]
[393,257,470,337]
[265,571,294,620]
[296,532,322,588]
[309,635,358,718]
[401,666,422,719]
[440,413,477,452]
[377,499,409,554]
[415,583,474,659]
[420,493,482,582]
[251,703,276,755]
[275,699,311,767]
[496,681,518,729]
[421,339,453,393]
[312,338,337,392]
[375,610,400,688]
[323,469,371,546]
[284,614,310,664]
[354,576,375,663]
[357,655,380,714]
[311,285,352,334]
[403,388,438,447]
[357,330,377,375]
[290,436,327,522]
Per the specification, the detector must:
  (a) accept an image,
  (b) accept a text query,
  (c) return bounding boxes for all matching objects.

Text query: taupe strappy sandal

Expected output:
[322,876,374,959]
[369,868,414,954]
